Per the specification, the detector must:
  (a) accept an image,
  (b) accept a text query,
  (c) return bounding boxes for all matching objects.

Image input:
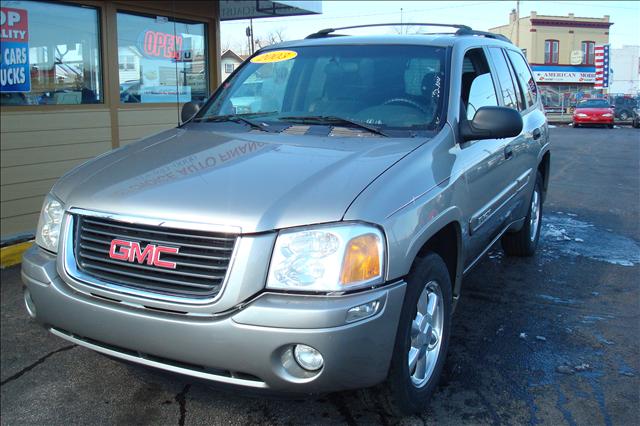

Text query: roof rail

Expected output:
[306,23,472,39]
[454,28,512,44]
[305,23,513,44]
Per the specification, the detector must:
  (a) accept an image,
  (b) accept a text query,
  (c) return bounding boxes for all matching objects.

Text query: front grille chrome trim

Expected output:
[62,208,240,306]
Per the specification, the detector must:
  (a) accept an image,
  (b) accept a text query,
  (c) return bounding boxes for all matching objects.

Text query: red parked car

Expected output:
[573,99,615,128]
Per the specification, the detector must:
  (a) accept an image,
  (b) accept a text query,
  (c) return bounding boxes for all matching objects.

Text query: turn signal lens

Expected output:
[340,234,382,285]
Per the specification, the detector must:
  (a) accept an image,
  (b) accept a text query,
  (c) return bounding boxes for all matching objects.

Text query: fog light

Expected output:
[346,300,381,323]
[293,344,323,371]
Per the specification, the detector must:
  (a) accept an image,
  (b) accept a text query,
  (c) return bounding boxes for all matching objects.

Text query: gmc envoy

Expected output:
[22,24,549,415]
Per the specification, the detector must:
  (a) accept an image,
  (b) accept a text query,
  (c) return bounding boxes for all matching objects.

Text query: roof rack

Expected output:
[305,23,512,44]
[454,28,512,44]
[305,23,472,39]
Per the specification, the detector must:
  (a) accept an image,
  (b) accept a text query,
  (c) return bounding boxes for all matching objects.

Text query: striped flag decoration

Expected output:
[594,44,610,89]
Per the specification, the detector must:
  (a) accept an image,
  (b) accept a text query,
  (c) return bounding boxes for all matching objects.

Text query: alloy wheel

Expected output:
[408,281,444,388]
[529,188,541,242]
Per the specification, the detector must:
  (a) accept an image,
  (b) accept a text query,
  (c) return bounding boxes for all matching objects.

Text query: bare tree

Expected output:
[392,25,420,35]
[255,28,287,49]
[222,38,231,53]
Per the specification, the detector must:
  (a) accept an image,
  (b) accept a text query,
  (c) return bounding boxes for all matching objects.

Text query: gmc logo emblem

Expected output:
[109,239,179,269]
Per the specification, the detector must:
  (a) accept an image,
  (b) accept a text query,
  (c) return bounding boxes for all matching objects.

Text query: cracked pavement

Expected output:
[1,126,639,425]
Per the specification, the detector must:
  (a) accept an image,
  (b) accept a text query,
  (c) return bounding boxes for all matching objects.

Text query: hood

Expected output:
[574,108,613,114]
[54,123,426,233]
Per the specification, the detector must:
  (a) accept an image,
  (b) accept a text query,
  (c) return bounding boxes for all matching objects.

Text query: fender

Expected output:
[401,206,464,299]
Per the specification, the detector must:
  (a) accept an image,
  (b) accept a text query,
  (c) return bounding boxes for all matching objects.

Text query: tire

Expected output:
[360,253,452,416]
[608,124,614,129]
[619,110,630,121]
[573,122,579,128]
[501,171,543,257]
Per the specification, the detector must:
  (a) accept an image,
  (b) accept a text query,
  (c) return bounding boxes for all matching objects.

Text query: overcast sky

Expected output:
[221,0,640,54]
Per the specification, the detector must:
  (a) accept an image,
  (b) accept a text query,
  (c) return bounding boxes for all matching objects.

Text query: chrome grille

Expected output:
[73,215,236,299]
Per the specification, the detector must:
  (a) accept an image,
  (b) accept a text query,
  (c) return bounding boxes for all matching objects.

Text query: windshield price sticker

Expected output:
[250,50,297,64]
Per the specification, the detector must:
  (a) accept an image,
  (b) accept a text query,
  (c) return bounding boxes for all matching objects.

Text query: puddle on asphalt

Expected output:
[540,212,640,266]
[537,294,579,305]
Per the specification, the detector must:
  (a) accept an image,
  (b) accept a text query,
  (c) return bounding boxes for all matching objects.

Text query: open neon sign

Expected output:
[142,30,183,60]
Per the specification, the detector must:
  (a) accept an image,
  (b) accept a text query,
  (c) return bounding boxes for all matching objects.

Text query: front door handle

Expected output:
[532,128,542,140]
[504,146,513,160]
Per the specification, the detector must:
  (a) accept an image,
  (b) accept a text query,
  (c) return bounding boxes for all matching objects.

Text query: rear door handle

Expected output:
[532,128,542,140]
[504,146,513,160]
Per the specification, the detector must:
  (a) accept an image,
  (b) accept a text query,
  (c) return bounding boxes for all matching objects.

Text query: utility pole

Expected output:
[400,8,403,34]
[245,19,255,55]
[516,0,520,46]
[250,18,255,54]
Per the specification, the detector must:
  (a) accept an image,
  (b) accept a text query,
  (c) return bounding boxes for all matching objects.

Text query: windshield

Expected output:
[577,99,610,108]
[198,45,447,132]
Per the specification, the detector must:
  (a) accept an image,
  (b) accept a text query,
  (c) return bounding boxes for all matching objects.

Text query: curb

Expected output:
[1,241,33,269]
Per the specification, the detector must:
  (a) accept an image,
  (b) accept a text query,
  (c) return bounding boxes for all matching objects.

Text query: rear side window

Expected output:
[506,50,538,108]
[487,48,519,110]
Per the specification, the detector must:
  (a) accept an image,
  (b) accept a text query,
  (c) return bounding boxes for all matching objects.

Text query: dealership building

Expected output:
[490,11,612,112]
[0,0,321,244]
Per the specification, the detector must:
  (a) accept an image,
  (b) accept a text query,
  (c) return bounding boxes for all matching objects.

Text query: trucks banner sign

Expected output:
[0,7,30,93]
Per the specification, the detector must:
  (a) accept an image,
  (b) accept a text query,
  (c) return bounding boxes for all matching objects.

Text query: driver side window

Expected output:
[460,49,498,120]
[466,73,499,120]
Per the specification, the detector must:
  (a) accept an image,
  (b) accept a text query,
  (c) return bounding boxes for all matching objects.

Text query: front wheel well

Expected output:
[415,222,461,296]
[538,152,550,201]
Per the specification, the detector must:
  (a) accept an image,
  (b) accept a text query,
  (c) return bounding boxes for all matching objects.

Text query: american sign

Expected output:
[531,68,596,84]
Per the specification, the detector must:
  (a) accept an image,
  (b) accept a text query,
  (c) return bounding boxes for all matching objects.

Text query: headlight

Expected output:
[35,193,65,253]
[575,113,588,118]
[267,223,385,292]
[602,113,613,117]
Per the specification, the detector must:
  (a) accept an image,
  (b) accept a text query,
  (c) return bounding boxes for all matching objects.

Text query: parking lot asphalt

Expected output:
[1,126,639,426]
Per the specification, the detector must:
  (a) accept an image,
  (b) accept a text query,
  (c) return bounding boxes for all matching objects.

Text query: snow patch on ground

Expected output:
[540,213,640,267]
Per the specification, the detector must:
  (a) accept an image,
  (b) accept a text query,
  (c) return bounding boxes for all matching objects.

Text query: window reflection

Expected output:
[0,1,101,106]
[117,12,207,104]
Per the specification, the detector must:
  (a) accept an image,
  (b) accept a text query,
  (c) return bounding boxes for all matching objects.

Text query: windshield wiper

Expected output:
[194,112,279,132]
[278,115,389,137]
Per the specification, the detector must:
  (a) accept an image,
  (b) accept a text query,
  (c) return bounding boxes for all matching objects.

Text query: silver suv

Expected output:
[22,24,549,415]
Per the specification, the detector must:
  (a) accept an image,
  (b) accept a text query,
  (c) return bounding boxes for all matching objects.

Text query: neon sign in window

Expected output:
[142,30,183,60]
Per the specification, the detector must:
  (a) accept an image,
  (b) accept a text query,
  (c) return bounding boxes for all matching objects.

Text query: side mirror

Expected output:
[460,106,523,142]
[181,101,201,123]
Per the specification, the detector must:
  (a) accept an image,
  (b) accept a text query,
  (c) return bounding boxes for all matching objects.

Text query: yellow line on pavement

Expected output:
[1,241,33,268]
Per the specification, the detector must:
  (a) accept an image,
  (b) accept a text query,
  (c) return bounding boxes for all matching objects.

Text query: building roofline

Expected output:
[221,49,245,62]
[530,18,613,29]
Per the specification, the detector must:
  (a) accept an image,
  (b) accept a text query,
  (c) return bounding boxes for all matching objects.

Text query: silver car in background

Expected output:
[22,24,549,416]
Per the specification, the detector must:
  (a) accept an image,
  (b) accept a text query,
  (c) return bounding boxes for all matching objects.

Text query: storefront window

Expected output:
[117,12,207,104]
[0,1,101,106]
[538,84,603,112]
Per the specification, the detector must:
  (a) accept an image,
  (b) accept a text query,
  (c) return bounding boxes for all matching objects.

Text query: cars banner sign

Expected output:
[0,7,30,92]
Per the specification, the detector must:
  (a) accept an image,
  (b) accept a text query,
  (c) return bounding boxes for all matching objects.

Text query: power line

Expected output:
[547,1,640,11]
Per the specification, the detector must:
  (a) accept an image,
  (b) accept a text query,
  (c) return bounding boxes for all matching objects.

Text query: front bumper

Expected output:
[21,246,405,393]
[573,115,614,124]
